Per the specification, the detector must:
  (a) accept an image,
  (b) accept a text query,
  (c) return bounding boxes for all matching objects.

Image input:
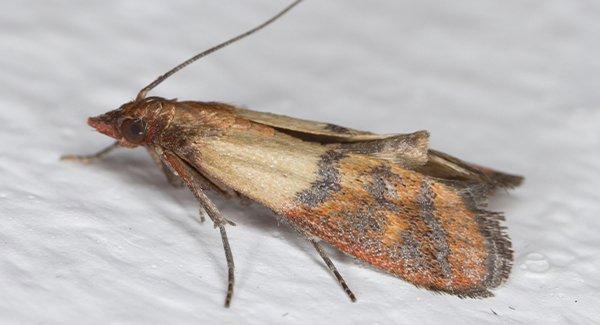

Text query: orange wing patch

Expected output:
[283,150,512,297]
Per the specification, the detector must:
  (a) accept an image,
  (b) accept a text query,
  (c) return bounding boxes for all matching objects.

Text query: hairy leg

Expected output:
[159,149,236,307]
[310,239,357,302]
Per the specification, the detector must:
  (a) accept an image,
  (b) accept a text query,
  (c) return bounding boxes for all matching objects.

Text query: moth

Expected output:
[63,0,523,307]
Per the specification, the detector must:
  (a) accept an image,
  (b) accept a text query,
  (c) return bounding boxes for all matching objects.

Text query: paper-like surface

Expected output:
[1,0,599,324]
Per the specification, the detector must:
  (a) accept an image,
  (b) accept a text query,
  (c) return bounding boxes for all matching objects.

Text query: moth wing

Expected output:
[232,105,431,167]
[184,101,431,168]
[227,105,523,185]
[418,149,524,188]
[224,104,522,188]
[227,105,390,142]
[283,153,513,297]
[163,103,514,297]
[341,131,430,168]
[168,128,511,296]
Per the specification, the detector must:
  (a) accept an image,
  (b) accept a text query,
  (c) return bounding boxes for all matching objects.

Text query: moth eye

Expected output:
[121,118,147,144]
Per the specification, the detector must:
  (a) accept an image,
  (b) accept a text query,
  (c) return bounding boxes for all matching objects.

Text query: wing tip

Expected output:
[489,172,525,189]
[414,208,513,299]
[412,181,513,298]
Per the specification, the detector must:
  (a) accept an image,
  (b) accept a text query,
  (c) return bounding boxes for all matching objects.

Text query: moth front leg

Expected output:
[159,149,236,307]
[61,141,120,163]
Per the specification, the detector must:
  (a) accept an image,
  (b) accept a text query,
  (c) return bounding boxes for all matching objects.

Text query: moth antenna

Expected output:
[136,0,304,101]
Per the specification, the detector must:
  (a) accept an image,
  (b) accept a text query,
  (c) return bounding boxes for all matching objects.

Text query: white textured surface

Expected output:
[1,0,599,324]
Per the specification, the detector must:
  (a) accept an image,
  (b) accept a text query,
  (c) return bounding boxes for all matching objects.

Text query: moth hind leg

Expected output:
[310,239,357,302]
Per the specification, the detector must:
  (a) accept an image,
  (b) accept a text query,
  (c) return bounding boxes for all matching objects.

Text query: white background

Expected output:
[1,0,599,324]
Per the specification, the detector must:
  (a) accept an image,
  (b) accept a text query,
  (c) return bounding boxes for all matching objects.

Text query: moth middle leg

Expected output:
[146,148,185,188]
[148,148,242,225]
[159,149,236,308]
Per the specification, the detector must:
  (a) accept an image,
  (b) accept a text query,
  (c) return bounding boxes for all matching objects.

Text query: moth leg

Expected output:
[160,152,234,227]
[198,209,206,223]
[147,148,233,225]
[160,150,235,307]
[61,141,120,164]
[310,240,357,302]
[146,148,185,188]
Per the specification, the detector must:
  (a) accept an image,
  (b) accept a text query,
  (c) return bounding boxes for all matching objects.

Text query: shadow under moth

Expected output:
[63,0,523,307]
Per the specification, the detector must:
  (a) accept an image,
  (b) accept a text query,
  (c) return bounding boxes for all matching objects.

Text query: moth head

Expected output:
[88,97,169,148]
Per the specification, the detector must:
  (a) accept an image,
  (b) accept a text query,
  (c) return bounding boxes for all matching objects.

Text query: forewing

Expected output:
[281,152,512,297]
